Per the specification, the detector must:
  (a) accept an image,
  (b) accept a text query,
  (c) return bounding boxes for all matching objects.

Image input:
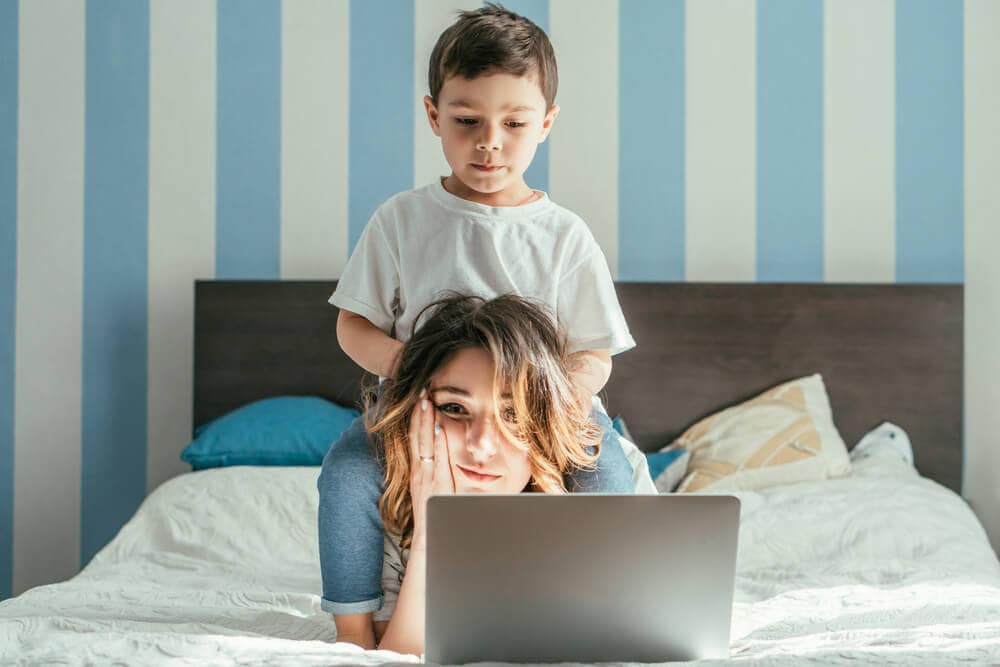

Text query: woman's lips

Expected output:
[471,164,503,172]
[458,465,502,483]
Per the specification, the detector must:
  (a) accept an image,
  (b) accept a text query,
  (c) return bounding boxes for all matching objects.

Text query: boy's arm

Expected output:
[337,309,405,378]
[568,349,612,410]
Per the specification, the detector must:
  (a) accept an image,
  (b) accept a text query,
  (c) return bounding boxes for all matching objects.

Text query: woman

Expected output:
[349,294,614,655]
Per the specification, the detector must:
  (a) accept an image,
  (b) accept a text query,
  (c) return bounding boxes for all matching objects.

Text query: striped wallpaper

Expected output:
[2,0,998,599]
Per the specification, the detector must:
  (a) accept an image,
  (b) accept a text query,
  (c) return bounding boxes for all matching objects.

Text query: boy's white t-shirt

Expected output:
[330,179,635,356]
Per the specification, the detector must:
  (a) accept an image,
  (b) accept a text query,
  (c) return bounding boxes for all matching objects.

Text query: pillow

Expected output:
[646,447,691,493]
[849,422,917,480]
[674,374,851,493]
[181,396,360,470]
[850,421,914,465]
[612,415,689,493]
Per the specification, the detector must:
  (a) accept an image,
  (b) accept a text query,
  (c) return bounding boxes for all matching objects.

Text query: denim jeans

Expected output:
[316,400,634,614]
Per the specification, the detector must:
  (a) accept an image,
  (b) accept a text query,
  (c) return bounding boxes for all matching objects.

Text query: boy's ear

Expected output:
[424,95,442,137]
[539,104,560,143]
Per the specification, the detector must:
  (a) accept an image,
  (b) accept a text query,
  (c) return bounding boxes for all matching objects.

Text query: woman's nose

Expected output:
[465,418,498,462]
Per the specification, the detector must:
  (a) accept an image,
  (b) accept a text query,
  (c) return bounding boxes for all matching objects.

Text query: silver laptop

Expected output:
[425,494,740,665]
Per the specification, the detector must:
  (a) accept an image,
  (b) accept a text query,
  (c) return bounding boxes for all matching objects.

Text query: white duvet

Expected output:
[2,458,999,666]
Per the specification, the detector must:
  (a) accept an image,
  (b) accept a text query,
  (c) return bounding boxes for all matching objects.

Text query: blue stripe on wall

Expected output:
[499,0,550,194]
[217,0,281,278]
[0,0,17,601]
[349,0,413,250]
[618,0,685,281]
[82,0,150,566]
[756,0,824,282]
[896,0,964,283]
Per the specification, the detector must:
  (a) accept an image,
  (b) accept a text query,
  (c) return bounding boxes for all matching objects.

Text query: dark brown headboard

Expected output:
[194,281,963,492]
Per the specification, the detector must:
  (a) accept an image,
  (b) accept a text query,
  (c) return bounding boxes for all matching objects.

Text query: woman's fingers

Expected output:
[419,390,435,461]
[407,391,422,465]
[409,386,455,505]
[433,418,455,493]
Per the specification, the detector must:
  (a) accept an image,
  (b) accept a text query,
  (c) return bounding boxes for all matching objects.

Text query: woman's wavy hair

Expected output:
[368,294,600,548]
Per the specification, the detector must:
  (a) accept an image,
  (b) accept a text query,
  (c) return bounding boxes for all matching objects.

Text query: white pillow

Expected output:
[851,421,914,465]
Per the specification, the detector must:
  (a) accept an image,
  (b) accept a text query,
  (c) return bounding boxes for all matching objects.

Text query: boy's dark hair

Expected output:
[428,3,558,109]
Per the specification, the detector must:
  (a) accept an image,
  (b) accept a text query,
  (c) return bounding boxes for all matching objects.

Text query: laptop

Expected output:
[424,494,740,665]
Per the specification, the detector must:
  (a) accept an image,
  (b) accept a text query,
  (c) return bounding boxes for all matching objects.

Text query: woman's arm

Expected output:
[375,543,428,654]
[377,390,455,655]
[337,309,404,378]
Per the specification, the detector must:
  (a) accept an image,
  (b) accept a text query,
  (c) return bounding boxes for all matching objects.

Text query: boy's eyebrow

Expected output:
[447,100,536,112]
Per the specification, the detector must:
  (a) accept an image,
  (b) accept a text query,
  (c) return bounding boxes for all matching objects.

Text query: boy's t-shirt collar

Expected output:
[430,177,552,219]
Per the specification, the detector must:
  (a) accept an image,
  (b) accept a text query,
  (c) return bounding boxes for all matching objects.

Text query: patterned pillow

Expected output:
[675,374,851,493]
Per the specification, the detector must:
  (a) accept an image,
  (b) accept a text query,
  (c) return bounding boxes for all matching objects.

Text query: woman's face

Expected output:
[427,347,533,493]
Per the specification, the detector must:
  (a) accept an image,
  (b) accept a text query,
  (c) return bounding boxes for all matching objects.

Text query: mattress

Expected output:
[2,457,999,666]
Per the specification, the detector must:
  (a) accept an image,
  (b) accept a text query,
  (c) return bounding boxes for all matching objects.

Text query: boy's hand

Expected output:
[336,310,405,378]
[567,349,612,417]
[386,339,405,378]
[571,381,595,417]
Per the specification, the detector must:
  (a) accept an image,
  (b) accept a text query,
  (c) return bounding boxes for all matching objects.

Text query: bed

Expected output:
[2,281,998,665]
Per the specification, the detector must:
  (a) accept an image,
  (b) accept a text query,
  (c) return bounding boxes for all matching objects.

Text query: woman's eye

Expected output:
[501,408,519,423]
[436,402,467,417]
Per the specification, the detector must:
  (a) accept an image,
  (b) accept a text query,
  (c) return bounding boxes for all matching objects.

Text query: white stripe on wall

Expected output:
[413,1,480,190]
[824,0,895,283]
[14,0,85,595]
[685,0,757,282]
[964,0,1000,554]
[147,0,216,495]
[548,0,620,276]
[281,0,349,280]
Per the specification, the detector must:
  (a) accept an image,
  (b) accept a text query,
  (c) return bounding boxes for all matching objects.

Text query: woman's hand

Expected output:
[408,389,455,550]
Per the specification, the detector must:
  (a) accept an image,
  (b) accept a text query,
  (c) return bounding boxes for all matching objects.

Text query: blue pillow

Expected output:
[612,415,690,492]
[644,449,688,480]
[181,396,360,470]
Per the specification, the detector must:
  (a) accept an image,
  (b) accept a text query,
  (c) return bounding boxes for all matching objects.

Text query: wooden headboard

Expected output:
[193,281,963,492]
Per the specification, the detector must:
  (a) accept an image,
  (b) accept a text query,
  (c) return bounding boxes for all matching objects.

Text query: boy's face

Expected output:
[425,71,559,206]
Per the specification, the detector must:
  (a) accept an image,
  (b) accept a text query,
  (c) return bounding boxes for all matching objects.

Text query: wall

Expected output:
[1,0,997,599]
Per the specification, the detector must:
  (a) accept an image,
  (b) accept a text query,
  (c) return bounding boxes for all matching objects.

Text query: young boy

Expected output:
[318,4,636,647]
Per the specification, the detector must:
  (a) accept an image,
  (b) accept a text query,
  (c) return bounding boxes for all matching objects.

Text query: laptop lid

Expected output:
[425,494,740,665]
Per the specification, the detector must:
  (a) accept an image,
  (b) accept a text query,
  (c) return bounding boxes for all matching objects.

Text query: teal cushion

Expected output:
[612,415,689,492]
[645,449,687,480]
[181,396,360,470]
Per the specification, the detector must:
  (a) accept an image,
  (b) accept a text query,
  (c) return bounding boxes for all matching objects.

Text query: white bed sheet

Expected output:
[2,458,999,666]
